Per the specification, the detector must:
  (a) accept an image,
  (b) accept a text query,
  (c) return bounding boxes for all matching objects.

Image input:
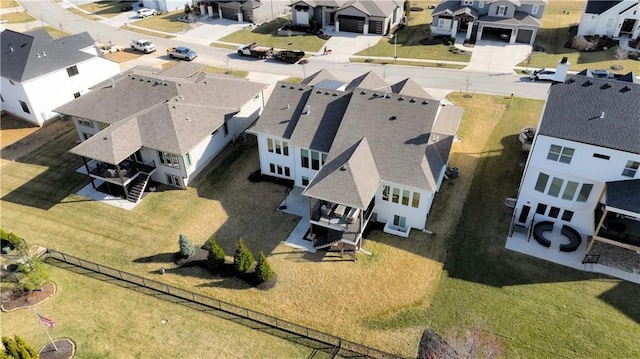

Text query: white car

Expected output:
[137,8,157,18]
[529,68,556,81]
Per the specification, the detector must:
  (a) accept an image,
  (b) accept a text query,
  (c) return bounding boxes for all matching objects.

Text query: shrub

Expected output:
[254,251,274,283]
[2,335,38,359]
[7,233,20,248]
[14,336,38,359]
[572,35,593,51]
[0,228,7,241]
[178,234,195,259]
[206,235,226,270]
[19,258,50,292]
[233,239,254,273]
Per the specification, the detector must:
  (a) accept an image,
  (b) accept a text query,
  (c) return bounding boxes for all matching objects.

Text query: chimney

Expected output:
[554,56,570,82]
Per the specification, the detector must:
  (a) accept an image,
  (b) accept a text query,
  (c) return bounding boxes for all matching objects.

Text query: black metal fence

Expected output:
[44,249,406,359]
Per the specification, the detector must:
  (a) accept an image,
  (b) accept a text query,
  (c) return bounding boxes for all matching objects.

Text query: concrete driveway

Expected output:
[463,40,532,74]
[321,30,383,62]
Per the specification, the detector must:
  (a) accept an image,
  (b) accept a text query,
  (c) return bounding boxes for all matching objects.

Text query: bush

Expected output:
[254,251,274,283]
[0,228,7,241]
[19,258,49,292]
[233,239,254,273]
[572,35,594,51]
[206,235,226,270]
[178,234,195,259]
[7,233,20,248]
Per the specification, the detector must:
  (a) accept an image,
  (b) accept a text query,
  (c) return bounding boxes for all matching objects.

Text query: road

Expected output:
[20,0,551,100]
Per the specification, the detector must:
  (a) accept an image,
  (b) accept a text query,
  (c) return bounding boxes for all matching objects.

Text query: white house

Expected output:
[506,67,640,283]
[54,63,267,203]
[248,70,463,253]
[192,0,290,23]
[141,0,189,13]
[431,0,547,45]
[577,0,640,40]
[0,29,120,126]
[290,0,404,34]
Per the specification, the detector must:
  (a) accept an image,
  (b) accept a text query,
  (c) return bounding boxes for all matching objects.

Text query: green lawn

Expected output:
[0,265,312,358]
[79,1,125,18]
[118,25,176,39]
[131,10,189,33]
[350,57,466,69]
[0,11,35,23]
[67,7,100,21]
[220,17,327,52]
[0,0,20,9]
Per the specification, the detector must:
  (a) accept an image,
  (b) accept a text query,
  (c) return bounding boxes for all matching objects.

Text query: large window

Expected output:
[158,151,180,169]
[311,151,320,170]
[535,172,549,192]
[302,176,309,186]
[392,188,400,203]
[411,192,420,208]
[622,160,639,177]
[275,140,282,154]
[577,184,593,202]
[547,145,574,164]
[393,215,407,229]
[184,153,192,168]
[402,190,410,206]
[19,100,30,114]
[268,139,289,156]
[66,65,79,77]
[267,138,274,153]
[301,149,309,168]
[166,174,181,187]
[382,185,390,201]
[562,181,578,200]
[548,177,563,197]
[497,5,506,16]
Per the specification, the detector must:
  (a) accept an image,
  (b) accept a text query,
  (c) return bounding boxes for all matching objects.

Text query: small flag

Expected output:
[37,313,55,328]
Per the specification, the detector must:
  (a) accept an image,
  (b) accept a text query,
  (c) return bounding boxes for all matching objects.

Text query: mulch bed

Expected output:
[39,339,75,359]
[0,282,56,312]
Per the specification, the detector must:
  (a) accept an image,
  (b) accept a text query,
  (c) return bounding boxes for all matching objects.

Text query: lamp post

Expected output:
[393,34,397,63]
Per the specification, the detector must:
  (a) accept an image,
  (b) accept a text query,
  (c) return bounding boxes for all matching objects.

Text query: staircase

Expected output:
[126,173,150,203]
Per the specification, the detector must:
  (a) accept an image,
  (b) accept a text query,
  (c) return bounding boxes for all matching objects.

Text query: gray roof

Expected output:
[584,1,622,14]
[345,71,390,93]
[431,105,464,163]
[300,68,338,86]
[156,62,206,79]
[303,137,380,209]
[479,11,542,27]
[248,82,313,139]
[538,74,640,154]
[61,66,266,163]
[391,78,433,99]
[313,79,346,90]
[339,0,401,17]
[606,179,640,213]
[1,29,99,82]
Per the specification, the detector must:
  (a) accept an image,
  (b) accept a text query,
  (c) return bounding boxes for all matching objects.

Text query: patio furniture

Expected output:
[559,225,582,252]
[334,205,347,218]
[533,221,553,248]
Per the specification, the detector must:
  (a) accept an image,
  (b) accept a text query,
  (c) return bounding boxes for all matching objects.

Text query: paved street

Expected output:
[12,0,552,100]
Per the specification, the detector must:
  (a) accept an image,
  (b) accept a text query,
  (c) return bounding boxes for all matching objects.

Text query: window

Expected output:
[438,18,451,29]
[269,163,275,173]
[593,153,610,160]
[393,215,407,229]
[66,65,79,77]
[311,151,320,170]
[283,142,289,156]
[606,17,614,27]
[275,140,282,154]
[166,174,181,187]
[277,165,283,175]
[497,6,506,16]
[535,172,549,192]
[402,190,410,206]
[622,160,639,177]
[184,153,192,168]
[548,177,564,197]
[562,181,578,200]
[78,119,93,128]
[267,138,274,153]
[19,100,30,114]
[284,167,290,177]
[463,0,473,5]
[577,183,593,202]
[321,153,327,166]
[73,92,81,99]
[412,192,420,208]
[301,149,309,168]
[547,145,574,164]
[561,210,574,222]
[382,185,390,201]
[302,176,309,186]
[532,5,539,14]
[392,188,400,203]
[158,151,180,169]
[478,1,484,8]
[548,207,560,218]
[536,203,547,215]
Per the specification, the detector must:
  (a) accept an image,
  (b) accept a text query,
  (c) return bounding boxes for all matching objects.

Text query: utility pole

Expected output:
[393,34,397,63]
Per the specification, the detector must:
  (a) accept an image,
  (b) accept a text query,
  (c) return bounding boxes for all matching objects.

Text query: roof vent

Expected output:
[373,93,379,97]
[620,85,631,93]
[410,99,416,103]
[303,105,311,115]
[186,117,190,121]
[600,83,611,89]
[389,116,397,121]
[422,100,428,105]
[567,78,575,84]
[9,47,13,52]
[582,80,593,87]
[42,51,46,56]
[290,86,295,89]
[332,93,338,96]
[325,91,330,95]
[340,166,347,171]
[103,137,108,140]
[398,97,404,101]
[281,84,286,88]
[131,76,136,80]
[600,111,605,119]
[37,53,40,58]
[299,87,304,91]
[139,78,144,81]
[360,91,366,95]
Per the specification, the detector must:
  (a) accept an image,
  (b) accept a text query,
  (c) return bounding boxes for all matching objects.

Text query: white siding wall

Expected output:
[292,146,321,187]
[73,117,101,141]
[256,135,295,179]
[147,148,188,188]
[0,77,37,125]
[487,1,515,17]
[374,181,432,230]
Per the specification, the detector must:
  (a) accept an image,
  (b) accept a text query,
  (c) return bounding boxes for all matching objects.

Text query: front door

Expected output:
[393,215,406,229]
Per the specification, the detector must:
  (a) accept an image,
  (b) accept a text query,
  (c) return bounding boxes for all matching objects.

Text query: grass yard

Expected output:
[0,265,312,358]
[350,57,466,69]
[202,65,248,78]
[522,0,640,73]
[220,17,326,52]
[0,0,20,8]
[0,114,39,150]
[131,10,190,33]
[0,10,35,23]
[79,1,125,18]
[67,7,100,21]
[118,25,176,39]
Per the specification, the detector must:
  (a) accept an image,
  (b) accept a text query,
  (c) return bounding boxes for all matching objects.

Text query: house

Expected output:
[290,0,405,34]
[141,0,189,13]
[431,0,547,45]
[577,0,640,41]
[505,60,640,283]
[248,70,463,253]
[54,63,267,203]
[193,0,291,23]
[0,29,120,126]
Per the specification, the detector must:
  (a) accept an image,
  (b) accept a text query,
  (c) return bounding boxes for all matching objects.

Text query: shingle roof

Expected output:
[584,1,622,14]
[478,11,542,27]
[538,74,640,154]
[391,78,433,99]
[247,82,312,139]
[300,68,339,86]
[303,137,381,209]
[1,29,98,82]
[345,71,390,93]
[606,179,640,213]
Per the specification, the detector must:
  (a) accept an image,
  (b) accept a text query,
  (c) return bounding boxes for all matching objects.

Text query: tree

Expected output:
[233,239,254,273]
[184,3,192,15]
[178,234,195,259]
[206,235,226,270]
[254,251,274,283]
[18,258,49,292]
[614,46,628,69]
[1,335,38,359]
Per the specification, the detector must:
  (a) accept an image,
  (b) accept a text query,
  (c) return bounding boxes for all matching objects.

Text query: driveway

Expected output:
[321,30,383,62]
[463,40,532,74]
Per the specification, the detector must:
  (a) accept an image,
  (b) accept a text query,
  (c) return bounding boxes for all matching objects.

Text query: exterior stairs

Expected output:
[126,173,150,203]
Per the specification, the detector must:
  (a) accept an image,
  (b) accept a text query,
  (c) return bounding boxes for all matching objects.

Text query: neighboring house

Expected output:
[248,70,463,253]
[141,0,189,12]
[54,63,266,203]
[506,61,640,283]
[0,29,120,126]
[290,0,404,34]
[193,0,291,23]
[431,0,547,45]
[577,0,640,40]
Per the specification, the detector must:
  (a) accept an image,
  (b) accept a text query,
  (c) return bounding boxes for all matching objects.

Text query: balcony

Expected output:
[594,212,640,251]
[84,159,156,186]
[307,199,376,249]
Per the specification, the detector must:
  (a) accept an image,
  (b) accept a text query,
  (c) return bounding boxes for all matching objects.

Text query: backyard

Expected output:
[1,93,639,357]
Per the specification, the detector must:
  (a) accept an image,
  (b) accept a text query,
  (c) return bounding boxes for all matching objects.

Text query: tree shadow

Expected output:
[133,252,177,264]
[598,281,640,324]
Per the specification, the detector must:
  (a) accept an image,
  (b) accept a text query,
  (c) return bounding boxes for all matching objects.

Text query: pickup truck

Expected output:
[166,46,197,61]
[274,50,305,64]
[237,42,273,59]
[130,39,156,54]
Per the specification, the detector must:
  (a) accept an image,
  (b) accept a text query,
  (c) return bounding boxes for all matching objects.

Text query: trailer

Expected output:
[237,42,273,59]
[274,50,305,64]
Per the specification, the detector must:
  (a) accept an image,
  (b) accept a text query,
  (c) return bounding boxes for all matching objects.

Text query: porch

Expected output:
[80,159,156,187]
[307,198,376,250]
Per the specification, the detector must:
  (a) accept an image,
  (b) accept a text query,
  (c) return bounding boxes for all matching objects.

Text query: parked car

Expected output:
[137,8,157,18]
[167,46,197,61]
[121,4,133,11]
[130,39,156,54]
[529,68,556,81]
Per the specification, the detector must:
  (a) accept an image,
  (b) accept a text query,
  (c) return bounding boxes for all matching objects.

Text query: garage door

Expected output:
[516,29,533,44]
[221,7,237,20]
[242,9,252,23]
[339,15,365,33]
[369,20,383,34]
